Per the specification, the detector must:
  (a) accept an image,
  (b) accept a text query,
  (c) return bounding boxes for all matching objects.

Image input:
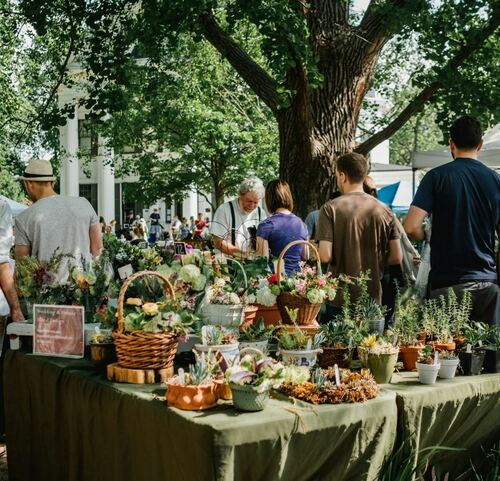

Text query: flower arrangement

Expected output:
[280,263,337,305]
[244,275,280,307]
[225,354,285,393]
[205,276,244,305]
[123,297,196,336]
[279,367,379,405]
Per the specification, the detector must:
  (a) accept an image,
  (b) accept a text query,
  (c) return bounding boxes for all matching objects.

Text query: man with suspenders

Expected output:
[210,177,267,256]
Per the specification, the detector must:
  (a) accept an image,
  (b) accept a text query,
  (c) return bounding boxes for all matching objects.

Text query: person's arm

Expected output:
[255,236,269,258]
[212,235,243,256]
[497,225,499,281]
[0,263,24,321]
[14,245,30,257]
[319,241,333,264]
[404,206,428,242]
[90,223,103,257]
[386,239,403,265]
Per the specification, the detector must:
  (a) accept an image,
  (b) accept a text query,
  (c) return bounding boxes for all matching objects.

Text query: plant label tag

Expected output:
[434,351,439,365]
[466,343,472,353]
[178,368,185,386]
[306,338,312,350]
[478,340,482,347]
[118,264,133,280]
[334,364,340,387]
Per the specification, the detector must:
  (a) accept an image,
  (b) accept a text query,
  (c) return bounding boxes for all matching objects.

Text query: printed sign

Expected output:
[33,305,84,358]
[174,242,187,255]
[118,264,134,280]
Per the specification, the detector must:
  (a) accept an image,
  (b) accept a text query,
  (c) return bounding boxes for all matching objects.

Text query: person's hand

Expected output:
[413,256,421,267]
[10,309,25,322]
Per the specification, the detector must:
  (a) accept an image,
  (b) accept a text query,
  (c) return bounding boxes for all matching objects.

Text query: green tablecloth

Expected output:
[386,371,500,478]
[4,351,397,481]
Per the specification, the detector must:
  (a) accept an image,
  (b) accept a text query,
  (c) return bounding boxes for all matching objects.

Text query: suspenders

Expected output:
[228,200,261,246]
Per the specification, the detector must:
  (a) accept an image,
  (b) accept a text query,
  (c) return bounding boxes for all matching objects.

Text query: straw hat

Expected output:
[20,159,56,182]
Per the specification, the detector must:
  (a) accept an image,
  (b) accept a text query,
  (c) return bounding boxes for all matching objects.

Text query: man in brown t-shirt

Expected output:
[317,152,402,319]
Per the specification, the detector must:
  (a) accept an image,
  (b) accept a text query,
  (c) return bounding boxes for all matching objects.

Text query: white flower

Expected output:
[256,286,277,307]
[215,277,226,288]
[244,293,256,304]
[229,292,241,305]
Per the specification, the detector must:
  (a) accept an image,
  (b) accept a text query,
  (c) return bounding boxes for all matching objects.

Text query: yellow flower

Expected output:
[126,298,143,306]
[142,302,159,316]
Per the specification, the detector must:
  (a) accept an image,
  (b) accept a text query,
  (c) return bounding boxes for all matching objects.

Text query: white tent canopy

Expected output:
[411,124,500,170]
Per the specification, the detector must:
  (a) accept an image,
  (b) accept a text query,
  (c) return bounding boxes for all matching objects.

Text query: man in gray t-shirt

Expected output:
[14,159,102,279]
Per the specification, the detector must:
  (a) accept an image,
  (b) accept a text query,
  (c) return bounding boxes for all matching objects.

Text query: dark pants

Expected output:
[430,281,500,326]
[320,304,343,324]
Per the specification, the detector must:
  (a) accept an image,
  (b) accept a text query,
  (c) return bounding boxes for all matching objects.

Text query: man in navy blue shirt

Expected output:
[404,116,500,325]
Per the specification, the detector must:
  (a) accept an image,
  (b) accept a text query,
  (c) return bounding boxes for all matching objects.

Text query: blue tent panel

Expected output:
[378,182,400,207]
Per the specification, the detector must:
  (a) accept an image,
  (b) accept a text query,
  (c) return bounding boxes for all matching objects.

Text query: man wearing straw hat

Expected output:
[14,159,102,278]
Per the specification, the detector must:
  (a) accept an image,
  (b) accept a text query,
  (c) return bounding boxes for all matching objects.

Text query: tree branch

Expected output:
[355,14,500,155]
[198,13,278,113]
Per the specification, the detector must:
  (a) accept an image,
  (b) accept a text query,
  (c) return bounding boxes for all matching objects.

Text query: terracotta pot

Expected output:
[214,380,232,400]
[317,346,353,369]
[253,304,282,327]
[240,305,259,330]
[453,336,466,350]
[427,340,456,351]
[399,345,422,371]
[166,382,218,410]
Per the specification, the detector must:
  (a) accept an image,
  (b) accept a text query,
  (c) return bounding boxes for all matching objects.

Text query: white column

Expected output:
[98,146,115,223]
[182,189,198,219]
[64,104,80,197]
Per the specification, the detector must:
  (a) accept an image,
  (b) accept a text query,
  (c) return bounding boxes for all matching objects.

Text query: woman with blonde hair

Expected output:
[256,179,308,275]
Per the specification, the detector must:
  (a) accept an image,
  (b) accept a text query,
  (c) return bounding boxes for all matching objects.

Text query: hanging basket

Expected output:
[276,240,322,325]
[113,271,179,369]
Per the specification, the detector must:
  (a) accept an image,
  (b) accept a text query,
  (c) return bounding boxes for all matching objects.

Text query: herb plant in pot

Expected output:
[194,325,240,363]
[166,353,218,411]
[226,348,285,411]
[317,320,355,369]
[278,326,325,367]
[438,350,460,379]
[238,318,272,354]
[422,297,455,351]
[416,346,440,384]
[362,337,399,384]
[393,290,423,371]
[483,325,500,374]
[458,322,486,376]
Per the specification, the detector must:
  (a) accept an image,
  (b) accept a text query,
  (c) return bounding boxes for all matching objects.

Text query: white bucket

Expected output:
[438,358,459,379]
[416,362,441,384]
[279,348,322,367]
[201,304,245,327]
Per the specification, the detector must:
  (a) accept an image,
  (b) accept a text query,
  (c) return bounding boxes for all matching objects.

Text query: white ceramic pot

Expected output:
[416,362,441,384]
[438,358,459,379]
[194,342,240,364]
[201,304,245,327]
[239,340,268,354]
[279,348,322,367]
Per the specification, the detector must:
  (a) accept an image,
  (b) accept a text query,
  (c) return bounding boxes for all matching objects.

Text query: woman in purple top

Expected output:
[256,179,308,275]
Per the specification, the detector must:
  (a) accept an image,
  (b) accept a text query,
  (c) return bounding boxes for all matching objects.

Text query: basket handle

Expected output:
[239,347,265,359]
[276,240,322,287]
[116,270,175,333]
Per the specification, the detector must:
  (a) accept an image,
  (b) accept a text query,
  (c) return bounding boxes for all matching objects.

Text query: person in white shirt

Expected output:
[0,200,24,322]
[210,177,267,256]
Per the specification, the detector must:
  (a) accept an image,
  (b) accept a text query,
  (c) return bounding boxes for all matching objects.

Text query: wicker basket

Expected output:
[276,240,322,325]
[113,271,179,369]
[230,383,270,411]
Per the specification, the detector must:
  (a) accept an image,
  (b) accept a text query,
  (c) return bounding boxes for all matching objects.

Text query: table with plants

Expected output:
[5,239,500,480]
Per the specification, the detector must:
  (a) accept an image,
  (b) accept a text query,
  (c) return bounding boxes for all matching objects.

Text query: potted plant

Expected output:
[438,350,460,379]
[238,318,273,353]
[317,320,355,369]
[201,276,246,327]
[483,325,500,374]
[194,325,240,363]
[225,349,285,411]
[415,345,440,384]
[277,324,325,367]
[422,297,455,351]
[166,353,219,411]
[244,274,281,326]
[89,328,116,368]
[276,241,338,325]
[393,289,424,371]
[458,322,487,375]
[361,336,399,384]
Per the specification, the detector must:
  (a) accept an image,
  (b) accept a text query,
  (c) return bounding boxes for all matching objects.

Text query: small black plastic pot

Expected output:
[483,348,500,374]
[458,350,485,376]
